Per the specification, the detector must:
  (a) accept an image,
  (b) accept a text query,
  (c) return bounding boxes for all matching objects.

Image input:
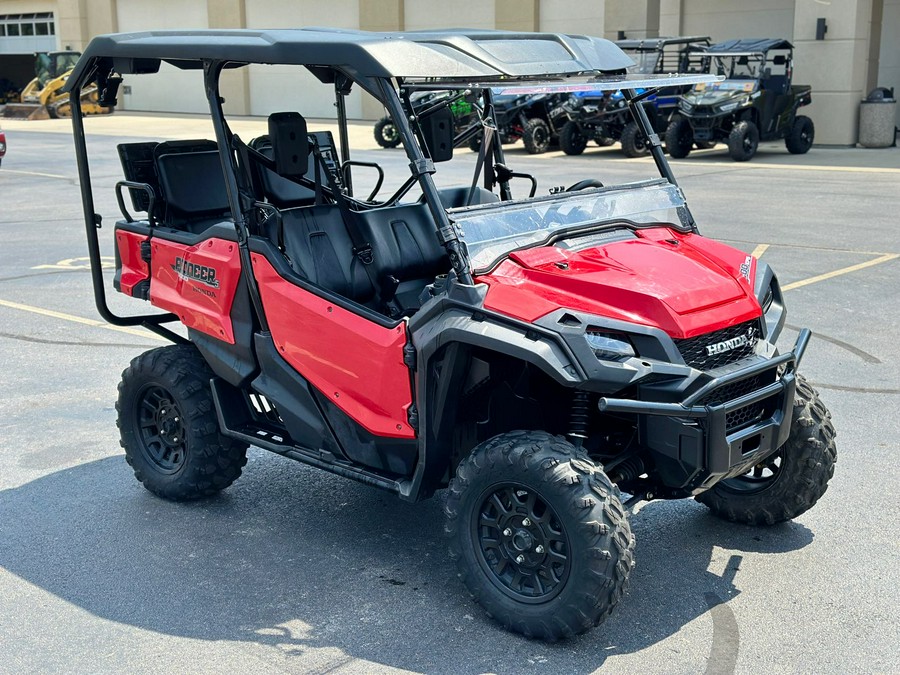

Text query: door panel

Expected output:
[251,253,415,439]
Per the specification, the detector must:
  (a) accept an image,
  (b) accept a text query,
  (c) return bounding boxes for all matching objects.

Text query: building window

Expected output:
[0,13,55,39]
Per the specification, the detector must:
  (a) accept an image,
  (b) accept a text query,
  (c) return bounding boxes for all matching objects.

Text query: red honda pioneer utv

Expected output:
[65,28,835,641]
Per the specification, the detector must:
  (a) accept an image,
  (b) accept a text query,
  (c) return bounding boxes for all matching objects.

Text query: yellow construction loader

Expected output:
[2,51,114,120]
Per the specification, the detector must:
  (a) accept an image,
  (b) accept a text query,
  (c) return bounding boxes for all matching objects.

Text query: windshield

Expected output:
[708,54,763,79]
[450,181,688,271]
[622,49,659,74]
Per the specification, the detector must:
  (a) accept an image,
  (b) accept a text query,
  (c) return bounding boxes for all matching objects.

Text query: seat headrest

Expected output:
[268,112,309,177]
[156,151,230,215]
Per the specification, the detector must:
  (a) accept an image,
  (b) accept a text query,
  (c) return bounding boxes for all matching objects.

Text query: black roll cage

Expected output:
[68,53,699,341]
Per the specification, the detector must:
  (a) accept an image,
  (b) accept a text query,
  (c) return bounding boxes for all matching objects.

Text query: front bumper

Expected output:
[598,329,810,494]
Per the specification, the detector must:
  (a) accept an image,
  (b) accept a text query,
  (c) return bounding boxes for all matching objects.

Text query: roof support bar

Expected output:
[376,77,473,285]
[203,60,269,332]
[68,61,183,341]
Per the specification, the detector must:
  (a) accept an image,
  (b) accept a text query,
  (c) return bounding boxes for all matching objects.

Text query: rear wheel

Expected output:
[522,118,552,154]
[665,117,694,158]
[785,115,814,154]
[559,121,588,155]
[696,374,836,525]
[446,430,634,640]
[619,121,649,158]
[373,116,401,148]
[728,120,759,161]
[117,344,248,501]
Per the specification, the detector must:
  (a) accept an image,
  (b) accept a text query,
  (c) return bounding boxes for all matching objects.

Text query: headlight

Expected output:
[718,97,749,113]
[679,100,692,112]
[585,331,636,361]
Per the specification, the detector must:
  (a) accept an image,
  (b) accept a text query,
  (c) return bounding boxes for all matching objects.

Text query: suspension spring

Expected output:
[567,390,591,447]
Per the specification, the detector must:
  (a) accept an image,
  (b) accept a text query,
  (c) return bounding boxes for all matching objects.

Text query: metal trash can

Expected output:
[858,87,897,148]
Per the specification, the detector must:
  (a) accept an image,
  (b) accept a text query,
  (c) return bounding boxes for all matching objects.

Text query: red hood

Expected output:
[476,228,762,339]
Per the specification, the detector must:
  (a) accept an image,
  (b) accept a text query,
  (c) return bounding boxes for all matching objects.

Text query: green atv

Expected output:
[665,39,814,161]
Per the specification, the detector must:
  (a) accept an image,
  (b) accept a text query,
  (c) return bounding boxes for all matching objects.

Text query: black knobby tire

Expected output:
[445,430,635,640]
[468,133,482,153]
[117,344,248,501]
[559,121,588,155]
[665,117,694,158]
[785,115,815,154]
[696,374,836,525]
[522,118,552,154]
[728,120,759,161]
[373,116,401,148]
[620,121,650,158]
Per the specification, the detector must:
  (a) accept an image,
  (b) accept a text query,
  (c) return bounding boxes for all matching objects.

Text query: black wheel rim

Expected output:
[382,123,398,142]
[743,131,756,153]
[573,128,585,148]
[719,450,783,494]
[635,134,648,152]
[533,126,549,149]
[472,483,570,604]
[135,384,187,474]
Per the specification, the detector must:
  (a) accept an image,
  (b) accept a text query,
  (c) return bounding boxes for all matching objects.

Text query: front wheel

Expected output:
[619,121,649,158]
[696,374,836,525]
[117,344,248,501]
[728,120,760,161]
[559,121,588,155]
[445,431,635,640]
[665,117,694,158]
[522,118,552,154]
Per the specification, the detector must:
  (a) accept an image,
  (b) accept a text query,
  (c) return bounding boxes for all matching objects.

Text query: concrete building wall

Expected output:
[791,0,881,144]
[245,0,361,119]
[404,0,496,30]
[3,0,891,142]
[878,0,900,126]
[679,0,793,40]
[539,0,603,35]
[115,0,209,113]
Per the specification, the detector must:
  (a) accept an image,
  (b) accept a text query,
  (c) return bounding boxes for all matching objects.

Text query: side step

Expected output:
[210,379,409,496]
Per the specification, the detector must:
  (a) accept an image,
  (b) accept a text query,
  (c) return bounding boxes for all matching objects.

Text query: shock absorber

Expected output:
[567,390,590,448]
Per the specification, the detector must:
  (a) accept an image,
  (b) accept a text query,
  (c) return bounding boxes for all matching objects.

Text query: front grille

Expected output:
[675,321,760,371]
[698,372,777,433]
[698,375,761,406]
[726,402,765,431]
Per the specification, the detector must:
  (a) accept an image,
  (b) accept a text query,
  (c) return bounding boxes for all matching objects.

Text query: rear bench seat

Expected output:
[117,139,232,234]
[154,141,232,233]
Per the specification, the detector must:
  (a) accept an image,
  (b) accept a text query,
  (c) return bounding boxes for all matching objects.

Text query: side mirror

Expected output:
[419,107,454,162]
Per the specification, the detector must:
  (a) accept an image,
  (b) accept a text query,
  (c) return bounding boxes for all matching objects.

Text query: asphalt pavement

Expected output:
[0,113,898,674]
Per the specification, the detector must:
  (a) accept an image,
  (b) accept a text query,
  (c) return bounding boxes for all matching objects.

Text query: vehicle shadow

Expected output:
[0,454,814,673]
